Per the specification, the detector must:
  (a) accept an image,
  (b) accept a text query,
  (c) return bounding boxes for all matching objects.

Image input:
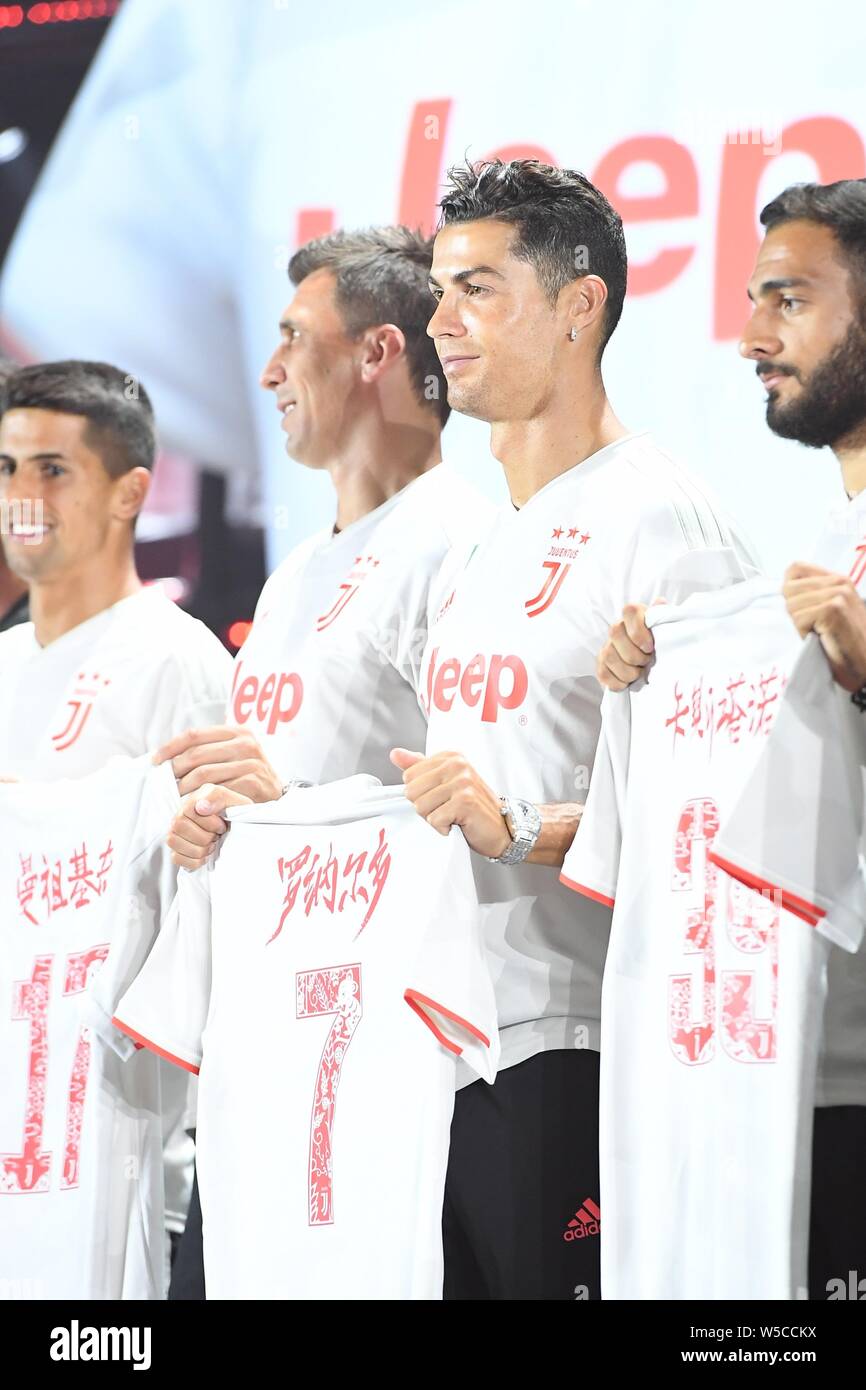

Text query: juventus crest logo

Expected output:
[316,554,381,632]
[524,524,591,618]
[525,561,571,618]
[51,672,111,752]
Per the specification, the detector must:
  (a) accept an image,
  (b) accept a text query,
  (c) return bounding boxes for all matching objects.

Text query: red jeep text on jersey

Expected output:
[230,661,304,735]
[425,648,528,723]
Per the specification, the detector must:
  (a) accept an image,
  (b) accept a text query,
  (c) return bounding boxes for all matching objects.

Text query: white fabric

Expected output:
[561,580,827,1299]
[712,638,865,954]
[0,587,231,1241]
[115,778,498,1300]
[423,433,758,1072]
[714,492,866,1106]
[0,586,232,778]
[228,464,493,784]
[0,758,180,1300]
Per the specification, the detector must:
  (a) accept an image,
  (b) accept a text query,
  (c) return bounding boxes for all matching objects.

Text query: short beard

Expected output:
[767,316,866,449]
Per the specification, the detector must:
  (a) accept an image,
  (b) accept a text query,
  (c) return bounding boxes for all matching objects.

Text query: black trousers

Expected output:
[443,1048,601,1301]
[168,1158,206,1301]
[809,1105,866,1300]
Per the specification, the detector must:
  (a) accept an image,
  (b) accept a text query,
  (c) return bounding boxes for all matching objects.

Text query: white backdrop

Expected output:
[2,0,865,574]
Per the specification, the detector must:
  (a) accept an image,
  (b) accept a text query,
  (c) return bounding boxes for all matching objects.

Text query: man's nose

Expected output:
[739,313,783,361]
[426,293,463,340]
[260,352,286,390]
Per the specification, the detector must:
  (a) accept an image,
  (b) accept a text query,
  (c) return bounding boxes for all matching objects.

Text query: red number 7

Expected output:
[296,964,363,1226]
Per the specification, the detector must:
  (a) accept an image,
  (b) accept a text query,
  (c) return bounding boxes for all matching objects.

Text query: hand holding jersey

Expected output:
[390,747,512,857]
[782,561,866,693]
[600,558,866,698]
[165,783,254,872]
[589,188,866,1298]
[156,724,284,801]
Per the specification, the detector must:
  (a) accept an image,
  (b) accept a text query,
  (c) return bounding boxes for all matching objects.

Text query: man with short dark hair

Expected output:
[157,226,488,840]
[0,359,231,767]
[389,159,756,1300]
[598,177,866,1299]
[152,227,492,1299]
[0,358,233,1287]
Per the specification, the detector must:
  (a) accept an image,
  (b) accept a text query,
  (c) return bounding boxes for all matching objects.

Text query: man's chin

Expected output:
[4,549,53,582]
[445,383,492,423]
[766,403,833,449]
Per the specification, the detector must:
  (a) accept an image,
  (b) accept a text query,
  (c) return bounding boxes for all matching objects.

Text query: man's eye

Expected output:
[429,287,443,302]
[781,296,801,311]
[0,461,13,476]
[465,284,488,297]
[44,464,65,478]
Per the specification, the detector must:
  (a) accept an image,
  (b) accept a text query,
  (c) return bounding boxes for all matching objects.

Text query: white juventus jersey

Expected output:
[0,585,231,1239]
[423,433,758,1072]
[228,465,493,785]
[715,490,866,1107]
[114,778,499,1300]
[561,580,827,1299]
[0,759,180,1300]
[0,586,232,778]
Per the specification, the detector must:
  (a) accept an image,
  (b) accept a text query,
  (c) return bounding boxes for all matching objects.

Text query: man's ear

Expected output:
[358,323,407,385]
[111,466,152,524]
[563,275,609,344]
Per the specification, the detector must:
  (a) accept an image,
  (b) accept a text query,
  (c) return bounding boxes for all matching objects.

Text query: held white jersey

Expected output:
[227,465,493,785]
[714,489,866,1106]
[712,636,866,954]
[114,778,499,1300]
[0,586,233,778]
[561,580,827,1299]
[0,758,181,1300]
[423,433,758,1071]
[0,584,231,1237]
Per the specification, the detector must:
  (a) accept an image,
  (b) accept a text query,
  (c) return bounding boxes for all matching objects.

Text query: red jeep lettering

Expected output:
[231,662,304,735]
[427,650,528,723]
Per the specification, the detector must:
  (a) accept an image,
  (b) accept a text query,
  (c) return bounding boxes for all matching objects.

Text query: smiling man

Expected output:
[0,361,231,772]
[158,227,490,844]
[0,358,233,1292]
[152,227,493,1299]
[389,159,756,1301]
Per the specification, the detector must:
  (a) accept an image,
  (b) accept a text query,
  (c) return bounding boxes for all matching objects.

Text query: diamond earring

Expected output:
[569,327,577,341]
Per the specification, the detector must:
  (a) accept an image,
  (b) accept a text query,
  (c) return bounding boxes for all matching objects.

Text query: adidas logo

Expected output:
[563,1198,601,1241]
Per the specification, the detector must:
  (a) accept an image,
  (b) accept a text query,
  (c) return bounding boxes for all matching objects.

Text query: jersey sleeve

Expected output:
[112,867,214,1074]
[143,622,234,751]
[86,762,183,1055]
[710,636,866,953]
[560,690,631,907]
[403,827,500,1083]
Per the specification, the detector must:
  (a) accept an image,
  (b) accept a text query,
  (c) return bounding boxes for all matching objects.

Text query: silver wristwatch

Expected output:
[488,796,542,865]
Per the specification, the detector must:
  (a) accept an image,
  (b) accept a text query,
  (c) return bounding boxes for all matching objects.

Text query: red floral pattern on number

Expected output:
[296,964,363,1226]
[1,955,53,1194]
[669,798,719,1065]
[721,880,778,1063]
[61,945,110,1188]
